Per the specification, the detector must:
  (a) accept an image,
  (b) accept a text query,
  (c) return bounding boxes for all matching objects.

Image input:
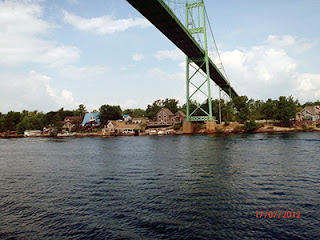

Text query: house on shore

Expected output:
[296,106,320,121]
[24,130,42,137]
[102,120,141,135]
[82,113,101,127]
[61,116,82,132]
[123,115,132,122]
[175,110,186,123]
[148,108,186,127]
[132,117,148,124]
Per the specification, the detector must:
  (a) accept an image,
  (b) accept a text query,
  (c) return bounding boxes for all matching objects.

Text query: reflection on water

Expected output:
[0,133,319,239]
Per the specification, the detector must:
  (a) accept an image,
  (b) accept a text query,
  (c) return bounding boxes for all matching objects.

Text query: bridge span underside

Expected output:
[127,0,238,98]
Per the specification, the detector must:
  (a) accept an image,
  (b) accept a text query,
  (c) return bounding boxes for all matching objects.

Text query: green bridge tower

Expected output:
[183,0,216,133]
[126,0,238,133]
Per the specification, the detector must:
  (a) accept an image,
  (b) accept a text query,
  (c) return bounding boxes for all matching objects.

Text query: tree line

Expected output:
[0,96,318,133]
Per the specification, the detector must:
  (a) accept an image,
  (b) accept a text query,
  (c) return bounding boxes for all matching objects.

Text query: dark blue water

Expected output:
[0,133,319,239]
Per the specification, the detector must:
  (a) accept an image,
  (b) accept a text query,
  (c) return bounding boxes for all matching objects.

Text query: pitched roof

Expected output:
[107,120,140,129]
[116,122,140,129]
[82,112,100,125]
[123,114,131,118]
[176,110,186,117]
[157,108,175,116]
[303,106,320,115]
[132,117,147,120]
[65,116,82,122]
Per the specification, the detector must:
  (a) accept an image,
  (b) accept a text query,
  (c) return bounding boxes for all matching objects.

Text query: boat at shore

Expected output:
[57,132,76,137]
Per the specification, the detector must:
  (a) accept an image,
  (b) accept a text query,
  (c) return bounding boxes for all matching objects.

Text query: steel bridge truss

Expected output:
[126,0,238,123]
[185,1,212,122]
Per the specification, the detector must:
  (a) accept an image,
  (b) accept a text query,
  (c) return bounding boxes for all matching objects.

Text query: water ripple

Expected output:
[0,133,319,239]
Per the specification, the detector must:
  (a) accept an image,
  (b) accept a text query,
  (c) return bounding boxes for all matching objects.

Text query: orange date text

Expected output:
[256,211,300,219]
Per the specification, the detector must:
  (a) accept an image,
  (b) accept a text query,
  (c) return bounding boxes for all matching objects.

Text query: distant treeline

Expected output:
[0,96,319,133]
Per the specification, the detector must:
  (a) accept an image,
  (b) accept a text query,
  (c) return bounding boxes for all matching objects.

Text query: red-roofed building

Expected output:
[148,108,186,127]
[61,116,82,132]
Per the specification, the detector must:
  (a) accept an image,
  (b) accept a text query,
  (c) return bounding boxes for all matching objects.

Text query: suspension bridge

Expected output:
[127,0,238,132]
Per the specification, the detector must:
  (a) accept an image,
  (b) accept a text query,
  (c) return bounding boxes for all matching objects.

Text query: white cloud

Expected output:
[155,48,185,61]
[59,64,110,80]
[293,74,320,102]
[61,90,75,106]
[28,71,76,110]
[265,35,317,53]
[132,53,144,61]
[0,0,49,36]
[216,35,317,100]
[0,71,77,113]
[147,68,184,82]
[43,46,81,68]
[63,11,151,35]
[0,0,80,67]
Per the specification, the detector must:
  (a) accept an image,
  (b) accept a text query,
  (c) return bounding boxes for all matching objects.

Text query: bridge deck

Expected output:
[127,0,238,98]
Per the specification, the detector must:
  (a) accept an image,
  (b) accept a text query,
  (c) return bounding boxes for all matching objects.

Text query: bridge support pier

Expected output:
[206,121,216,133]
[183,122,194,134]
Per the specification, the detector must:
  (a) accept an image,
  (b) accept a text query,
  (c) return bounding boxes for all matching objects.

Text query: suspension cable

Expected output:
[204,5,229,81]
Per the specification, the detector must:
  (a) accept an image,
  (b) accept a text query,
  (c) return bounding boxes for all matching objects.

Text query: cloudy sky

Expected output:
[1,0,320,113]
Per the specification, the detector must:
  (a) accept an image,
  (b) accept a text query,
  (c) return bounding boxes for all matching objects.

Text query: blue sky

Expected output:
[1,0,320,113]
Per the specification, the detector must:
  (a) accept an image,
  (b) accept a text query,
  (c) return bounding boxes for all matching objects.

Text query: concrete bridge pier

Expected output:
[183,121,216,134]
[183,122,194,134]
[206,121,216,133]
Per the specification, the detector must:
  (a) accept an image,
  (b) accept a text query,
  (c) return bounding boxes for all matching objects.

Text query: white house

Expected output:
[123,115,132,122]
[296,106,320,121]
[103,120,141,135]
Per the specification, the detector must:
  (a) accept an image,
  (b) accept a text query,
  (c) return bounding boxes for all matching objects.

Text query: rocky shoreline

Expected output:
[1,123,320,139]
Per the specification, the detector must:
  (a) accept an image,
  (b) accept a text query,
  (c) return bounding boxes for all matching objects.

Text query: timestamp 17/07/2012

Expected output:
[256,211,300,219]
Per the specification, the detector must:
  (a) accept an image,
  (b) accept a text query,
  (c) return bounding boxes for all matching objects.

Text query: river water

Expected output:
[0,133,319,239]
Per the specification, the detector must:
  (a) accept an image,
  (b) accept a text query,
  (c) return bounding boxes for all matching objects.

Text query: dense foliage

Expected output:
[99,105,122,124]
[243,120,261,133]
[145,99,180,118]
[123,108,146,118]
[0,96,317,134]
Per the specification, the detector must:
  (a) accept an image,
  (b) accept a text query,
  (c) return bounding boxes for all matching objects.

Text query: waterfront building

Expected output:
[132,117,148,124]
[123,115,132,122]
[148,108,186,127]
[81,113,101,127]
[103,120,141,135]
[296,106,320,121]
[61,116,82,132]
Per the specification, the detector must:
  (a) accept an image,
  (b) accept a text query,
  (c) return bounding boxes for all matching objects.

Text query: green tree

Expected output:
[243,120,261,133]
[42,111,57,126]
[145,99,179,119]
[99,105,122,124]
[261,99,276,120]
[3,111,22,131]
[145,100,162,119]
[57,108,74,121]
[181,100,205,117]
[222,100,235,122]
[248,99,264,120]
[163,98,179,113]
[182,99,235,122]
[275,96,298,123]
[42,108,74,127]
[16,115,43,134]
[0,113,4,132]
[75,104,87,118]
[232,96,250,123]
[210,99,235,122]
[302,100,320,108]
[123,108,146,118]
